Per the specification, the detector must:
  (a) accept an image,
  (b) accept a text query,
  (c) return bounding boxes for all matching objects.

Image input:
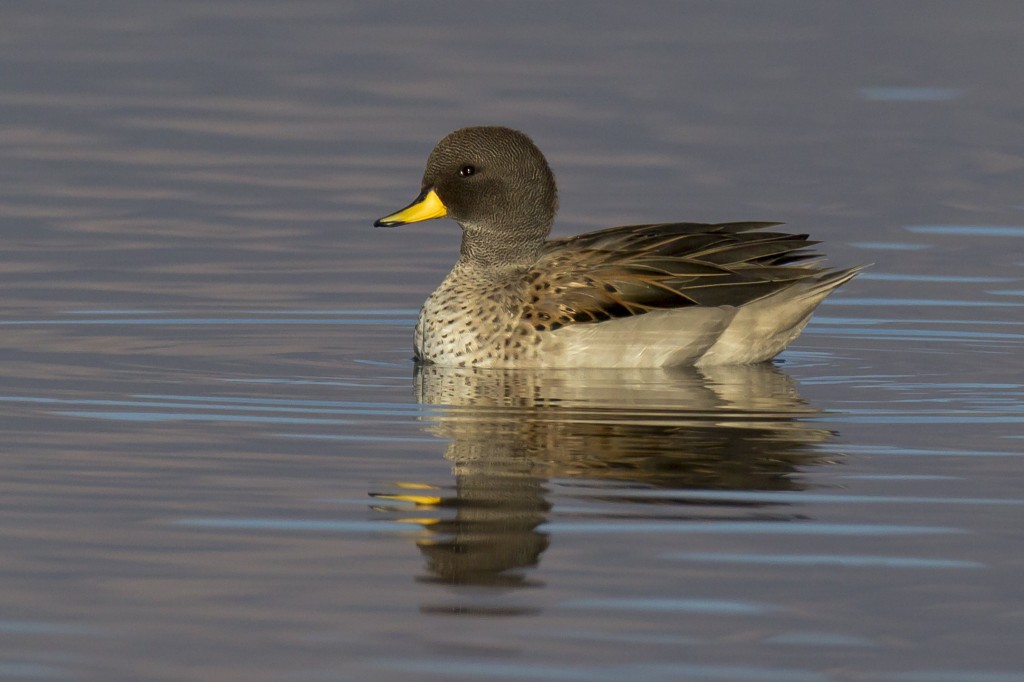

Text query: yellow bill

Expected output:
[374,187,447,227]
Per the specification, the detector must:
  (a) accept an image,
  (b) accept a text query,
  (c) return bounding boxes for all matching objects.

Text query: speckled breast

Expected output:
[413,266,552,367]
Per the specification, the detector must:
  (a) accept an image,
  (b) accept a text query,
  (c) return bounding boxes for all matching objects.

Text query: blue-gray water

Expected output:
[1,2,1022,681]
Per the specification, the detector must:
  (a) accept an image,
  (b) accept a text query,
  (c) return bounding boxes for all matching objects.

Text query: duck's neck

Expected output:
[457,225,547,270]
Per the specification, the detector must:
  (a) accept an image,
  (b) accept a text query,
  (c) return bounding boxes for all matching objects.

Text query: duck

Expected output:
[375,126,863,368]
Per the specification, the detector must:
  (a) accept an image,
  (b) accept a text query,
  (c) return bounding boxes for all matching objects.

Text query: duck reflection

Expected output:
[373,364,833,587]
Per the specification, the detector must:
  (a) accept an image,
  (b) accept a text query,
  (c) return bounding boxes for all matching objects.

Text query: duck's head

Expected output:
[375,127,558,261]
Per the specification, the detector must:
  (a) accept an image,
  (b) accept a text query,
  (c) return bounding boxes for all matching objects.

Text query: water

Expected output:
[1,2,1022,680]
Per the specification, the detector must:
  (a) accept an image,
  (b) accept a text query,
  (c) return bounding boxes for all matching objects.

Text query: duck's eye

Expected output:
[458,165,476,178]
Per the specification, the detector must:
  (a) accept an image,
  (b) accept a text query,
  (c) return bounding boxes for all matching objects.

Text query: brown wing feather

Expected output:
[519,221,834,331]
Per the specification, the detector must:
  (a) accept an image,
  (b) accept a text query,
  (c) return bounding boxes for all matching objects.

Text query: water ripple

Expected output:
[563,597,773,615]
[540,521,964,536]
[833,444,1023,458]
[859,87,964,101]
[906,225,1024,237]
[175,518,418,533]
[566,489,1021,506]
[663,552,984,569]
[373,659,830,682]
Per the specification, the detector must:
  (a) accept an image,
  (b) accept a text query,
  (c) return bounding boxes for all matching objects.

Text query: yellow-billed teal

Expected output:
[375,126,863,368]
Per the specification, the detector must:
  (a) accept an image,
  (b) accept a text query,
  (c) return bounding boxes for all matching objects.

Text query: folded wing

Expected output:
[521,221,833,330]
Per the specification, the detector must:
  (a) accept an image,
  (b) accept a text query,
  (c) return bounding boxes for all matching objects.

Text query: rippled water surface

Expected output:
[1,2,1022,680]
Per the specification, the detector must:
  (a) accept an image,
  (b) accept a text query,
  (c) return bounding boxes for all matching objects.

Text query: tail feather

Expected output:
[799,265,870,300]
[695,264,868,366]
